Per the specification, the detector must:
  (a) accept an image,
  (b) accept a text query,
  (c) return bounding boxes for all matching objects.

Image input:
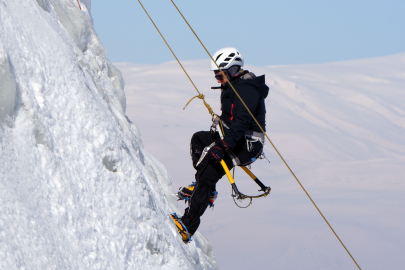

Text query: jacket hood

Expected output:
[249,75,269,98]
[226,71,269,98]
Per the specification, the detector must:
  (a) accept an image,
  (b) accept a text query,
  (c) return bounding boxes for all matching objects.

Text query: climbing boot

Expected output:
[170,213,191,244]
[208,189,218,208]
[177,182,196,202]
[177,182,218,208]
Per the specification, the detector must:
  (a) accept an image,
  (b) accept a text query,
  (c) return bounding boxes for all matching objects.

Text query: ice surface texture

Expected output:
[0,44,17,124]
[0,0,217,269]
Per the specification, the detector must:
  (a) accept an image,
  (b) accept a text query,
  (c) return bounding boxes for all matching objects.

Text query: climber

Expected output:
[171,47,269,243]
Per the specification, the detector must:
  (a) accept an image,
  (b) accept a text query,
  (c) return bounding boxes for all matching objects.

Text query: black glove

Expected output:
[208,140,230,164]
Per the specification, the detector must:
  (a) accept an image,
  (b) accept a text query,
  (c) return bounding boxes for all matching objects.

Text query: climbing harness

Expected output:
[137,1,361,269]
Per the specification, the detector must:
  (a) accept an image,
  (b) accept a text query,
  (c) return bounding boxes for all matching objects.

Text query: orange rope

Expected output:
[76,0,82,10]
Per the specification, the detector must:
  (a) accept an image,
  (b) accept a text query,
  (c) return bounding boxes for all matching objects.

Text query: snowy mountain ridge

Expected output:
[0,0,217,269]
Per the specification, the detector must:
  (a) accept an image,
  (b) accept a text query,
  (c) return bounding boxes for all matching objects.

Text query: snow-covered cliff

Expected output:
[0,0,217,269]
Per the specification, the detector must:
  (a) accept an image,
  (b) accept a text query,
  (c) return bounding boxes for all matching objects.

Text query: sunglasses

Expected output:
[215,72,225,80]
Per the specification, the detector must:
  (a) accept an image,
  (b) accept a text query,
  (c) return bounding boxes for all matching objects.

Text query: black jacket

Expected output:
[220,71,269,149]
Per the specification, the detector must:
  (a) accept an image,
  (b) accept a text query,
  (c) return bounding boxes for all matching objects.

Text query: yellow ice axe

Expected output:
[219,159,270,201]
[220,159,235,184]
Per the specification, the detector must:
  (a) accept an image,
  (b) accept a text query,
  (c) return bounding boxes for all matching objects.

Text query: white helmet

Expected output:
[210,47,244,71]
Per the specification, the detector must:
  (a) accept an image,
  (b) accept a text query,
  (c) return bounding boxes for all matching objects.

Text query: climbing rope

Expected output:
[137,0,215,119]
[137,1,361,269]
[76,0,82,10]
[169,1,362,269]
[183,93,214,116]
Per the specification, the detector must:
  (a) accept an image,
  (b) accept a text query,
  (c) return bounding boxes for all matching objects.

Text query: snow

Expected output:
[117,53,405,269]
[0,0,217,269]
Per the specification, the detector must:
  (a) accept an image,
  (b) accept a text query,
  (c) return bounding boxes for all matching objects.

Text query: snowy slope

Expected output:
[118,53,405,269]
[0,0,217,269]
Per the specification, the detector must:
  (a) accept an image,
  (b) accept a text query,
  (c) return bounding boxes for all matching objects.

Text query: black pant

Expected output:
[181,131,262,235]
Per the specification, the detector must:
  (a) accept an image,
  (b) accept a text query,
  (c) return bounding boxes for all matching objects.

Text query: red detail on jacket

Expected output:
[230,104,234,121]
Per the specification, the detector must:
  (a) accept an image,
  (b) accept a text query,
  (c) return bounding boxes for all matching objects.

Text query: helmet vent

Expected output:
[215,53,223,62]
[211,48,243,71]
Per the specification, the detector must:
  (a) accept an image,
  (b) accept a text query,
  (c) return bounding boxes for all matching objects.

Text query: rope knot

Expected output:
[183,93,214,115]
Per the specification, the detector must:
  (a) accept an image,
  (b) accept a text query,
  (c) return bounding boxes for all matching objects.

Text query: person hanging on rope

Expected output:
[171,47,269,243]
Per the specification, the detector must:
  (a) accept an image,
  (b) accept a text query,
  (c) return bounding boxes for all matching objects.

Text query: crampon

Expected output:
[170,213,191,244]
[176,182,217,208]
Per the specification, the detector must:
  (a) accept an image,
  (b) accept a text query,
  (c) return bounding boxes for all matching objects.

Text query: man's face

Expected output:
[214,70,228,86]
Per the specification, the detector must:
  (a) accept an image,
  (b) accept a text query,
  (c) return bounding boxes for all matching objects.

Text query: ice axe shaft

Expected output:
[220,160,268,193]
[219,159,234,185]
[240,166,268,192]
[219,159,239,195]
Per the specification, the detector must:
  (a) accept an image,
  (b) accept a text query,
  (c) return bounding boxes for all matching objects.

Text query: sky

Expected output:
[91,0,405,66]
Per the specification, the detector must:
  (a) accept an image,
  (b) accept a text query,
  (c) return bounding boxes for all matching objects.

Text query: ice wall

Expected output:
[0,44,17,124]
[0,0,217,269]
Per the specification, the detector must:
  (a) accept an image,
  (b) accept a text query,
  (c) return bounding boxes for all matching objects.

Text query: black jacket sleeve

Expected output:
[222,83,261,149]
